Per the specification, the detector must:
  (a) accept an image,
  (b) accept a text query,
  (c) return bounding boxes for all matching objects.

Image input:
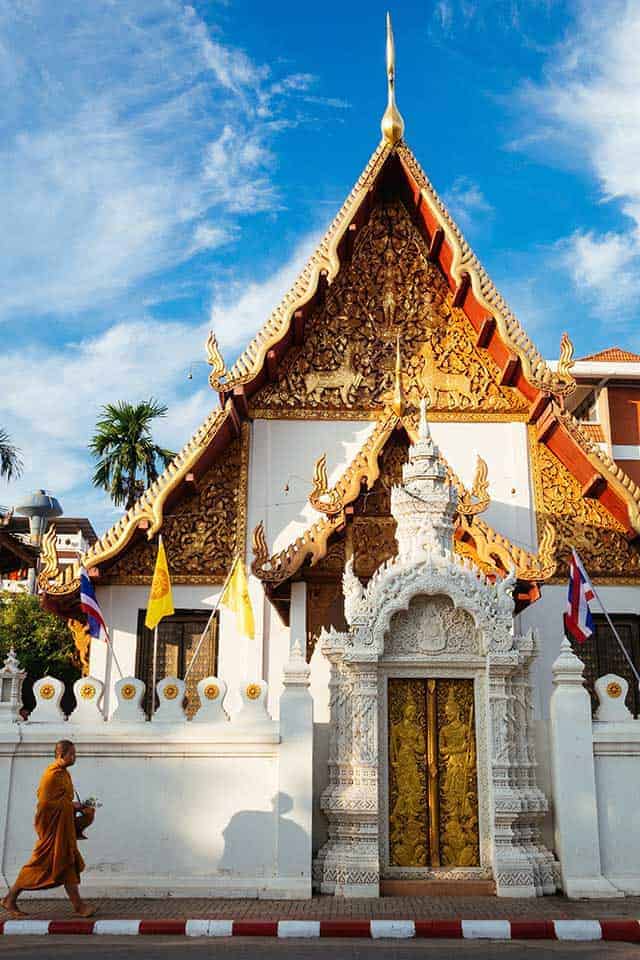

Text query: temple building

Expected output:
[35,18,640,898]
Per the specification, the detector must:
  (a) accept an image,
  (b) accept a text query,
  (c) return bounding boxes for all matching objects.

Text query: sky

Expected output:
[1,0,640,533]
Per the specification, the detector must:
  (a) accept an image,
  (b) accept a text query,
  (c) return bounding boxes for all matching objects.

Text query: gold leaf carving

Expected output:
[556,331,576,387]
[250,200,529,420]
[388,679,428,867]
[437,680,479,867]
[206,330,226,390]
[457,455,490,518]
[103,430,248,585]
[530,429,640,581]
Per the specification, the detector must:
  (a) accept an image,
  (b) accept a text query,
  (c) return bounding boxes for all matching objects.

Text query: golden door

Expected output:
[388,678,479,868]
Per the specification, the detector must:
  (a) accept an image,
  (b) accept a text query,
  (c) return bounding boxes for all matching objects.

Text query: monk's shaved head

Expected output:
[54,740,74,758]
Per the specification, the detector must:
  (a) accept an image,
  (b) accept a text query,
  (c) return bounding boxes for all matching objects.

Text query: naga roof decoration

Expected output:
[251,404,556,590]
[37,20,640,600]
[37,405,231,597]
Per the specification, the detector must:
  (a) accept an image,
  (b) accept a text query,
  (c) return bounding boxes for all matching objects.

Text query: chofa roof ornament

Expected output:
[381,12,405,147]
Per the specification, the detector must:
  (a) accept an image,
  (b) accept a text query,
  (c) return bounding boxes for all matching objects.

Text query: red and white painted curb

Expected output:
[0,918,639,941]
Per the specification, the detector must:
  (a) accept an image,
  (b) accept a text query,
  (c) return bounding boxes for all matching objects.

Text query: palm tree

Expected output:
[90,400,175,510]
[0,428,23,481]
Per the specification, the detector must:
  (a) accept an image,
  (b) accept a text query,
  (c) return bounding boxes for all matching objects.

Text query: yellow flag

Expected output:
[145,536,174,630]
[220,555,254,640]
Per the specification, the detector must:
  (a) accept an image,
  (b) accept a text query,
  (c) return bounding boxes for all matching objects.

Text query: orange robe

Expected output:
[15,759,85,890]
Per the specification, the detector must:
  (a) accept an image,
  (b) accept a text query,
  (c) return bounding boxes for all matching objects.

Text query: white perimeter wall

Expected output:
[0,663,314,899]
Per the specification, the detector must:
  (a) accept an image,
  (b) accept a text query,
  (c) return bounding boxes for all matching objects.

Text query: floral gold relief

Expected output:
[103,426,249,585]
[388,679,428,867]
[250,200,528,421]
[437,680,480,867]
[387,678,479,870]
[529,428,640,582]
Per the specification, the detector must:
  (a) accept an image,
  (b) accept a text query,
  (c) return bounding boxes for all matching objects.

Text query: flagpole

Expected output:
[587,579,640,687]
[150,625,159,718]
[184,556,238,682]
[108,639,125,681]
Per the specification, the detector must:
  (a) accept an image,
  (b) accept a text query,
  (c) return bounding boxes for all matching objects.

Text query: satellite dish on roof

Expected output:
[15,490,63,545]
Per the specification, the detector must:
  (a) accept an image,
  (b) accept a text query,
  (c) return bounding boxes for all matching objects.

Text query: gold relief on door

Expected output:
[387,678,479,869]
[388,679,428,866]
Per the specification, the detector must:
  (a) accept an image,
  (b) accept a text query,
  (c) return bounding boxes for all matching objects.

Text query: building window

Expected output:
[568,614,640,717]
[136,609,218,719]
[573,390,599,424]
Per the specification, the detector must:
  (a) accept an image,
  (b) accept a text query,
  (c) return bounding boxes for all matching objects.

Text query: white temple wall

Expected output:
[248,418,374,553]
[428,420,535,550]
[248,418,535,555]
[0,655,314,899]
[92,584,265,718]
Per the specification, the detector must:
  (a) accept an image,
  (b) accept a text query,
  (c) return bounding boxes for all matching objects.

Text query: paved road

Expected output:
[0,939,638,959]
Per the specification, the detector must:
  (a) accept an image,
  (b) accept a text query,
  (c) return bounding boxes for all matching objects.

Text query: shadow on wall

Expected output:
[220,792,306,876]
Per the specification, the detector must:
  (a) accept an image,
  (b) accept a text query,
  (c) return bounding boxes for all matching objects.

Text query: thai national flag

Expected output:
[564,549,595,644]
[79,567,110,644]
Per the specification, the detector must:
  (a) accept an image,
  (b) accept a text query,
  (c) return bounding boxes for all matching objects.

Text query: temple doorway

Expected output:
[386,677,479,871]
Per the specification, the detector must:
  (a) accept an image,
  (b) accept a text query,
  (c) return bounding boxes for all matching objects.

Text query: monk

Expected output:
[1,740,95,918]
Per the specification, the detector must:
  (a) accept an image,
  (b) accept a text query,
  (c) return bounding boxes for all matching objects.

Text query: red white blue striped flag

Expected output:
[79,567,110,644]
[564,549,595,644]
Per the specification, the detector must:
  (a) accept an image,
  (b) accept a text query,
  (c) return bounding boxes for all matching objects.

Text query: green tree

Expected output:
[0,591,80,711]
[0,427,23,481]
[89,399,175,510]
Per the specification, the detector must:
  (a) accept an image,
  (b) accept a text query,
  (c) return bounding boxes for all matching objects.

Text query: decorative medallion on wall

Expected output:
[250,200,528,421]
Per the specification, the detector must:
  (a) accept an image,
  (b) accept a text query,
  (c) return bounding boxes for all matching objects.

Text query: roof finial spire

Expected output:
[391,334,405,416]
[381,12,405,146]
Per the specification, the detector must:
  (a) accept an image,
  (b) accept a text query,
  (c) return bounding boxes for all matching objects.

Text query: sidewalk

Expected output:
[8,894,640,920]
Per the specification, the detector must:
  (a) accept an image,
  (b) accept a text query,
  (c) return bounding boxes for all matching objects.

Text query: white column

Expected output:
[550,639,622,898]
[276,642,313,899]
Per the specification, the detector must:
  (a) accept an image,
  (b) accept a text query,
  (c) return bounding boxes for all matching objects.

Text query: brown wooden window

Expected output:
[568,614,640,718]
[136,609,218,719]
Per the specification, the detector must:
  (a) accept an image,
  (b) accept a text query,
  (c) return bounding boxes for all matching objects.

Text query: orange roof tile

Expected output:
[579,347,640,363]
[579,423,606,443]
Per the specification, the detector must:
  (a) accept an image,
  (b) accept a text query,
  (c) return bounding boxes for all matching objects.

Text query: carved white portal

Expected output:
[315,402,557,897]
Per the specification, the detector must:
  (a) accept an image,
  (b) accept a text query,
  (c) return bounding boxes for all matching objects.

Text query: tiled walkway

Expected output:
[12,896,640,921]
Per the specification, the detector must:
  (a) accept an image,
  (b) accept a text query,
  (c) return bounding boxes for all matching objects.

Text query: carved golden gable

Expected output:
[250,200,528,420]
[530,428,640,582]
[103,431,248,585]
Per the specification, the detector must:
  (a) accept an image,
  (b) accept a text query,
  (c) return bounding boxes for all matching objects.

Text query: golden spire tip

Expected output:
[381,12,405,146]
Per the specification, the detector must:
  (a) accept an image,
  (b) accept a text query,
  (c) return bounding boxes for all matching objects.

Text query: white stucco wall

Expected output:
[92,583,266,718]
[248,418,535,558]
[0,664,314,899]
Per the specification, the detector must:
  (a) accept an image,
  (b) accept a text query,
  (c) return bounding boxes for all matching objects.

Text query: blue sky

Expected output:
[1,0,640,532]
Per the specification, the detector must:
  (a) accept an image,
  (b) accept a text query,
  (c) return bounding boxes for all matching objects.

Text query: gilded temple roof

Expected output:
[38,30,640,599]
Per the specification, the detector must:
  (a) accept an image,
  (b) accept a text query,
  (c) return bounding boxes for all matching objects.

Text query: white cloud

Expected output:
[0,230,320,531]
[443,176,493,231]
[209,231,322,353]
[0,0,340,320]
[516,1,640,322]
